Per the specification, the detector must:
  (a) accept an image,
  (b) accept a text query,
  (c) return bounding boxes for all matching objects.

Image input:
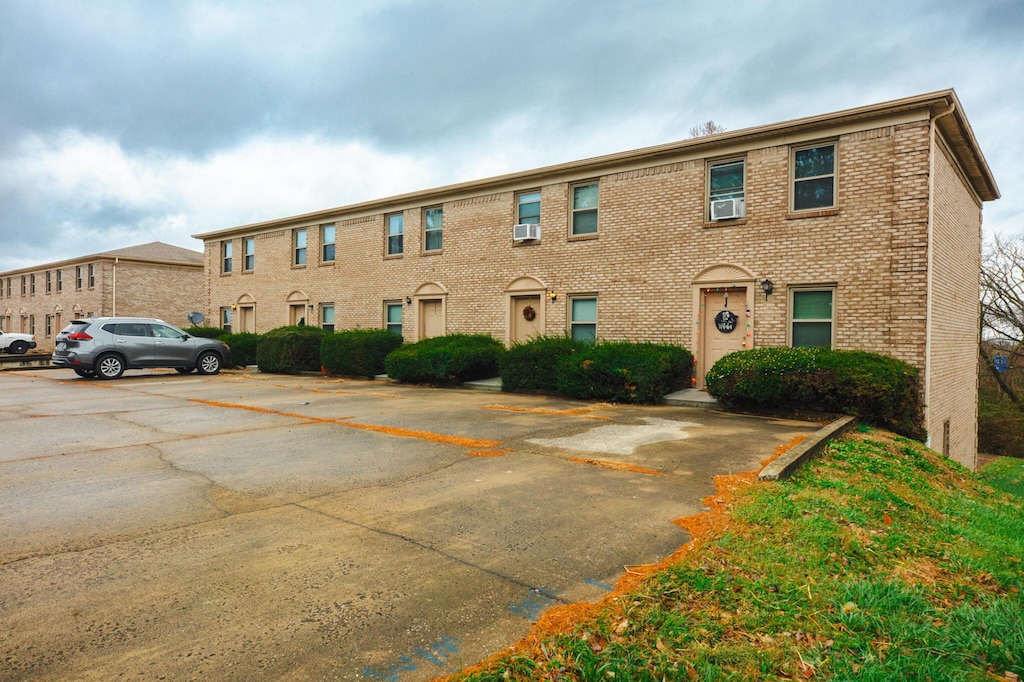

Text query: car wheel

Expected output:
[73,368,95,378]
[175,367,193,374]
[95,353,125,379]
[196,351,222,375]
[9,341,28,354]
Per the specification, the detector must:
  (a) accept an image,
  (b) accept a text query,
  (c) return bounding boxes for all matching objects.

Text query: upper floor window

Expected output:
[244,237,255,271]
[56,270,62,292]
[424,207,443,252]
[386,213,404,256]
[790,287,835,348]
[45,271,52,294]
[570,296,597,343]
[792,143,836,211]
[20,275,26,296]
[321,304,335,332]
[385,301,403,336]
[322,224,336,262]
[293,228,307,266]
[87,264,95,288]
[75,266,83,290]
[222,242,233,273]
[4,278,9,297]
[517,190,541,225]
[30,274,36,295]
[571,182,599,235]
[708,159,745,220]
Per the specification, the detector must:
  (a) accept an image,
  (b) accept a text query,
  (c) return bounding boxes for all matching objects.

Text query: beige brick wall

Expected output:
[927,135,982,469]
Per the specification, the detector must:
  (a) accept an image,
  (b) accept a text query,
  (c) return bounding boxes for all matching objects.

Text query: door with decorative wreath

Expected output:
[511,295,542,343]
[701,287,749,385]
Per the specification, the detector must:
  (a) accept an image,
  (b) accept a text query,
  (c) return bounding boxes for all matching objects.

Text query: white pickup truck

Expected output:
[0,328,37,354]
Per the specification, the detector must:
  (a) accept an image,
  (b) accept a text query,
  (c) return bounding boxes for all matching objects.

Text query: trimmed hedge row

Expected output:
[499,335,587,392]
[556,341,693,404]
[255,325,329,374]
[322,328,404,378]
[705,347,924,439]
[384,334,504,384]
[220,332,259,367]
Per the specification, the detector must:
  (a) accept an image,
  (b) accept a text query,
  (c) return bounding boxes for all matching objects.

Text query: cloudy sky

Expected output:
[1,0,1022,272]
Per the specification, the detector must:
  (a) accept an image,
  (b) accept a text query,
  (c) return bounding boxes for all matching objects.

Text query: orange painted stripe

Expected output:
[467,449,511,458]
[484,404,607,418]
[567,457,667,476]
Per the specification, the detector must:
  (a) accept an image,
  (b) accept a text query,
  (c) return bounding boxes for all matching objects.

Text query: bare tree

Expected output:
[688,120,726,138]
[981,233,1024,408]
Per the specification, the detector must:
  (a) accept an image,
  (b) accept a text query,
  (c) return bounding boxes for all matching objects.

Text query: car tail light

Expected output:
[67,331,92,340]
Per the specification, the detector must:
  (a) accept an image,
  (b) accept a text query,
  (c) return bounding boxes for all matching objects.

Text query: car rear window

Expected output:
[64,322,92,334]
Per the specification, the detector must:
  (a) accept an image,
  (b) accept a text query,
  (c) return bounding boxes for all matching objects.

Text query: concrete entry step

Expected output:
[463,376,502,391]
[663,388,720,409]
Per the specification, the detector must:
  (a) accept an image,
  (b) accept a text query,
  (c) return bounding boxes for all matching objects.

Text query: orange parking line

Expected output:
[484,404,609,420]
[567,457,666,476]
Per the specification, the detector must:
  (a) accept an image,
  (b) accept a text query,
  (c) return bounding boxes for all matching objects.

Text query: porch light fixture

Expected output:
[405,296,412,305]
[761,278,774,298]
[548,291,557,302]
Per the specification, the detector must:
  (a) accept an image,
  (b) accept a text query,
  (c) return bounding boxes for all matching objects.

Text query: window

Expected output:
[220,307,232,333]
[30,274,36,295]
[293,228,307,265]
[244,237,255,271]
[45,271,52,294]
[570,296,597,342]
[571,182,599,235]
[321,304,335,332]
[5,278,9,297]
[386,213,404,256]
[517,190,541,225]
[222,242,233,273]
[790,288,835,348]
[45,314,52,337]
[75,266,83,290]
[708,159,744,218]
[56,270,62,292]
[385,302,403,336]
[29,315,35,335]
[321,224,336,262]
[424,207,443,252]
[88,264,95,288]
[20,276,26,296]
[792,143,836,211]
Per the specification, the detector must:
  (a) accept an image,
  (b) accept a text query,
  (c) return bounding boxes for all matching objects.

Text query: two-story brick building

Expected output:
[0,242,204,352]
[194,90,998,468]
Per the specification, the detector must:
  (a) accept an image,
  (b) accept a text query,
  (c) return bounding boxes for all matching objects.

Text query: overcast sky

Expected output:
[1,0,1022,272]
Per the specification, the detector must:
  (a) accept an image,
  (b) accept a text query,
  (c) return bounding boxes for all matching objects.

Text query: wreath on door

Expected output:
[522,305,537,321]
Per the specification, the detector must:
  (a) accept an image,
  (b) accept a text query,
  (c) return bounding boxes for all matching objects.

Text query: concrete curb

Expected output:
[758,415,857,481]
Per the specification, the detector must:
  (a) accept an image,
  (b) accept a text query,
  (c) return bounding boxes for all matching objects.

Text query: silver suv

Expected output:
[51,317,232,379]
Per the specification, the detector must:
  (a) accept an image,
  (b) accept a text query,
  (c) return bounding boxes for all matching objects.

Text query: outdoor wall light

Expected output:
[308,304,315,312]
[761,278,774,297]
[548,291,558,302]
[405,296,412,305]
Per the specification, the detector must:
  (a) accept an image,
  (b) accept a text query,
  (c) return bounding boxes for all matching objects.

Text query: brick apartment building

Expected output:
[0,242,204,352]
[194,90,998,468]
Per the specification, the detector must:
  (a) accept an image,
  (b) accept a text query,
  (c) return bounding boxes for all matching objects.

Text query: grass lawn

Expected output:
[449,428,1024,681]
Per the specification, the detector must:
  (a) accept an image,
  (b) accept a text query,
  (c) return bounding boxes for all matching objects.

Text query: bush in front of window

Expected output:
[499,335,587,392]
[705,347,924,439]
[322,328,404,378]
[183,325,229,339]
[256,325,329,374]
[555,341,693,404]
[219,332,260,367]
[384,334,504,384]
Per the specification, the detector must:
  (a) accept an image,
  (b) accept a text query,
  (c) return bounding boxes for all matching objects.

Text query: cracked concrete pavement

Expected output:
[0,368,819,680]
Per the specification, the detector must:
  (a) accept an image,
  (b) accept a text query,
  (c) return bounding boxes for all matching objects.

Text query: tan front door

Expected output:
[419,299,444,338]
[511,295,541,343]
[238,306,255,333]
[700,288,748,386]
[289,303,307,326]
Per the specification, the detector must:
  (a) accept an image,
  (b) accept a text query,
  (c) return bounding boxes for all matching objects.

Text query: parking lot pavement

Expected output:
[0,368,821,680]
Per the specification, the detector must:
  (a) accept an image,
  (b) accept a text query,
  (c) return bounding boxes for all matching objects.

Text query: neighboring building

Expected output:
[193,90,998,468]
[0,242,204,352]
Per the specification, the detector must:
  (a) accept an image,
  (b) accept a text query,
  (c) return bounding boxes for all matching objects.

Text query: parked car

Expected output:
[0,328,37,354]
[51,317,231,379]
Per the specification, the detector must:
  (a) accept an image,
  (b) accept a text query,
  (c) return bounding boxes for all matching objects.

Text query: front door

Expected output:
[511,295,541,344]
[700,287,749,386]
[419,299,444,339]
[238,306,255,333]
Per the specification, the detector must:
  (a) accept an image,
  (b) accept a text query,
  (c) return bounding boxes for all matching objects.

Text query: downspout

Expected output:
[112,257,118,317]
[925,102,956,451]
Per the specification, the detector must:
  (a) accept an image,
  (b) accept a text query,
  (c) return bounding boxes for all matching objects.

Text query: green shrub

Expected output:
[220,332,259,367]
[555,341,693,404]
[500,335,587,392]
[384,334,504,384]
[322,328,403,378]
[256,325,329,374]
[979,396,1024,457]
[183,325,227,339]
[705,347,924,439]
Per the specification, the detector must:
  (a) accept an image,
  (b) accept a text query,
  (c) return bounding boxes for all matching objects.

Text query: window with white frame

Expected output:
[322,224,336,262]
[790,287,835,348]
[571,182,599,235]
[45,314,52,337]
[517,190,541,225]
[87,264,95,288]
[294,228,307,265]
[56,270,62,292]
[385,302,403,336]
[20,276,26,296]
[424,207,443,252]
[220,307,232,333]
[708,159,745,219]
[45,271,52,294]
[75,266,83,290]
[792,143,836,211]
[570,296,597,342]
[30,274,35,295]
[244,237,255,271]
[386,213,404,256]
[222,242,233,273]
[321,304,335,332]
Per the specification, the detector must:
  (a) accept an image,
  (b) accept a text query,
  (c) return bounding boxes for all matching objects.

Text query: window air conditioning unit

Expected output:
[710,198,746,221]
[513,223,541,241]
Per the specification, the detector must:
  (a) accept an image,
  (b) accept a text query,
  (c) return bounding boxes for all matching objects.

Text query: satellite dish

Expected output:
[187,311,205,325]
